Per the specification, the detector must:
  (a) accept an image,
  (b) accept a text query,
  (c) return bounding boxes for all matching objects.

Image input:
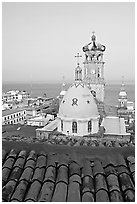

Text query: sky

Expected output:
[2,2,135,83]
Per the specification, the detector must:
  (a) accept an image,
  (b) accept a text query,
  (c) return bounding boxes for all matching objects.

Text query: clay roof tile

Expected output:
[3,157,15,170]
[43,166,56,183]
[7,149,17,159]
[69,174,82,185]
[118,172,135,192]
[2,180,17,201]
[24,180,41,202]
[10,180,28,202]
[35,155,47,168]
[67,181,81,202]
[95,189,109,202]
[69,161,81,177]
[94,173,108,193]
[82,159,93,178]
[13,157,26,169]
[2,167,11,186]
[82,191,94,202]
[56,165,68,184]
[19,167,34,182]
[92,160,105,176]
[52,182,67,202]
[26,150,37,161]
[104,165,117,176]
[24,159,36,169]
[124,189,135,202]
[107,174,120,192]
[109,190,123,202]
[9,166,23,181]
[82,175,94,193]
[31,167,45,183]
[17,150,27,159]
[38,181,54,202]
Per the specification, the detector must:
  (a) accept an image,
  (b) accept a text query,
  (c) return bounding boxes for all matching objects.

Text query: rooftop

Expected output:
[2,108,26,117]
[2,142,135,202]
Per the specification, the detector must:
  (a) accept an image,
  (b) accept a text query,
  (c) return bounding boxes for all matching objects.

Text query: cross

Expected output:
[92,31,95,35]
[75,53,82,66]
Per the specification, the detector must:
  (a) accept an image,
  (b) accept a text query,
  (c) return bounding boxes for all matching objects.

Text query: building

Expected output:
[83,32,106,102]
[2,90,30,103]
[27,114,49,127]
[36,118,59,139]
[2,109,26,125]
[57,61,99,136]
[101,116,130,139]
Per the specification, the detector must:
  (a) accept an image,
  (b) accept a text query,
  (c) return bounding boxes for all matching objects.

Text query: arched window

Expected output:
[61,120,63,131]
[91,90,96,98]
[88,120,92,133]
[72,121,77,133]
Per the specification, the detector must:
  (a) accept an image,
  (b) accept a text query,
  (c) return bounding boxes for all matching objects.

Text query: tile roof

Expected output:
[2,148,135,202]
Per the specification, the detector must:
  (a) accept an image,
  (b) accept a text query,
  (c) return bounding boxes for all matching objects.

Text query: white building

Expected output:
[2,90,30,103]
[27,114,49,127]
[2,109,26,125]
[101,116,130,136]
[57,61,99,136]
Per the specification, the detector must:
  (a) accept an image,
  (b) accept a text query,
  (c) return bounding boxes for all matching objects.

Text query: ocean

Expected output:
[2,83,135,107]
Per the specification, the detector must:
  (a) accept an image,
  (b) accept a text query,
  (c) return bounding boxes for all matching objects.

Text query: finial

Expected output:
[91,31,96,42]
[75,53,82,66]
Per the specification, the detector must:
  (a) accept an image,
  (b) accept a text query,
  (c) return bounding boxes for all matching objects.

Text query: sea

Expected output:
[2,83,135,107]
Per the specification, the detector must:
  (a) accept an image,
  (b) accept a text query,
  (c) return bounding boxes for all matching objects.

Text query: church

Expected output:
[57,33,128,137]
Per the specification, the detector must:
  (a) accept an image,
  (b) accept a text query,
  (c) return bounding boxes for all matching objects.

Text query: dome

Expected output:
[58,83,99,119]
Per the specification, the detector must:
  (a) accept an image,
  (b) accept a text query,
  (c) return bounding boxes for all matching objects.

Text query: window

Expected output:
[16,113,18,117]
[4,117,6,121]
[24,111,26,114]
[7,116,9,120]
[61,120,63,131]
[88,120,92,133]
[72,121,77,133]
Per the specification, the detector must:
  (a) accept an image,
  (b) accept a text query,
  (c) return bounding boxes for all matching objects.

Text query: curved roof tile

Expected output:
[38,181,54,202]
[24,180,41,202]
[52,182,67,202]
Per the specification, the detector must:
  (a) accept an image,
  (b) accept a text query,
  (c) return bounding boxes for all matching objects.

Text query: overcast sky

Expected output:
[2,2,135,83]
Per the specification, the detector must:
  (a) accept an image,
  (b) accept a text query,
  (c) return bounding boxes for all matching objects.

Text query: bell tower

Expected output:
[83,32,106,102]
[118,78,127,109]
